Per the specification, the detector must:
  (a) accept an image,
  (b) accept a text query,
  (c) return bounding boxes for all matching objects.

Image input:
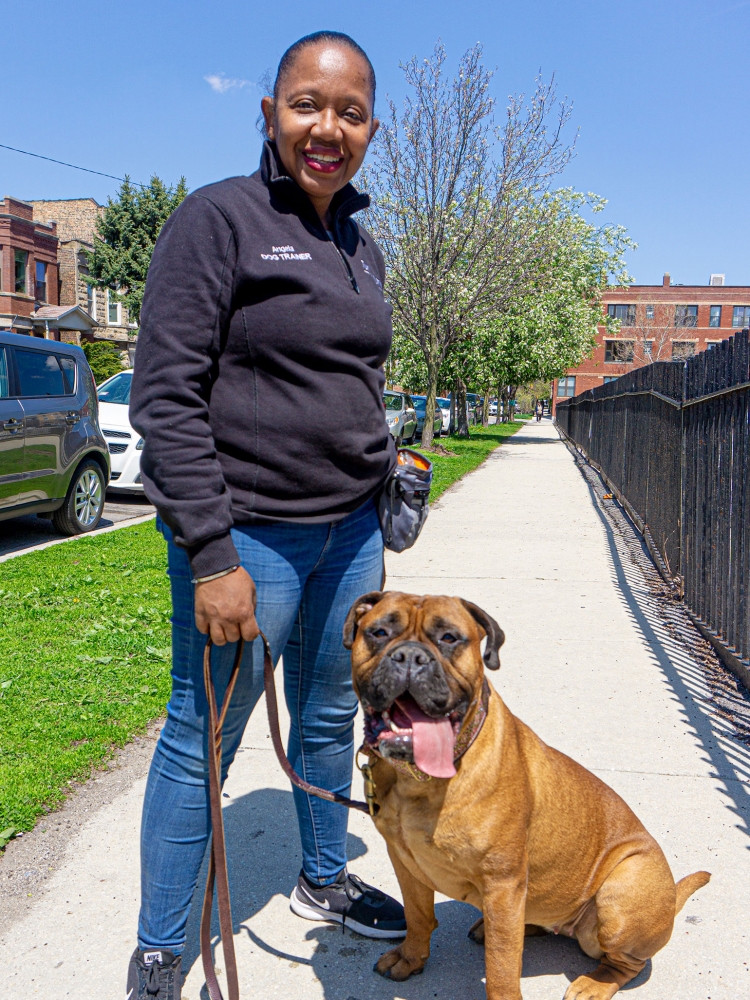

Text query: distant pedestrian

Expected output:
[535,400,543,421]
[127,30,405,1000]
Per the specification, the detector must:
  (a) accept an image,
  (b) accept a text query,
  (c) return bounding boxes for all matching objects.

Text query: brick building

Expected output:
[30,198,136,361]
[552,273,750,411]
[0,195,96,340]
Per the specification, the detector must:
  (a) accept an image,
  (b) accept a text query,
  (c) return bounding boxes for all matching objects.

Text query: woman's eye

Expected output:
[440,633,458,644]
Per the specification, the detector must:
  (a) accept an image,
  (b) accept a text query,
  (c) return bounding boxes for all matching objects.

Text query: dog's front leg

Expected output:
[481,874,527,1000]
[374,847,437,982]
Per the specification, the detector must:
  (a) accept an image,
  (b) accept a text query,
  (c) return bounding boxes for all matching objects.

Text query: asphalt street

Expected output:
[0,492,156,559]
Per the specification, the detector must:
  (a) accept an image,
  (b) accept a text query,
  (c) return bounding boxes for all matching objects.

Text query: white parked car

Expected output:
[96,370,144,492]
[436,396,451,434]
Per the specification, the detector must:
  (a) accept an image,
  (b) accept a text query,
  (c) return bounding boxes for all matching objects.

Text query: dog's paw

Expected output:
[467,916,485,944]
[563,974,620,1000]
[374,946,426,982]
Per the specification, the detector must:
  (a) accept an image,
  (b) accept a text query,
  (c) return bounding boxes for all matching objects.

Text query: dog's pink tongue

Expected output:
[395,696,456,778]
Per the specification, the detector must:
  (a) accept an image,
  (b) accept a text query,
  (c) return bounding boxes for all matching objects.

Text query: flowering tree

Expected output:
[365,43,576,447]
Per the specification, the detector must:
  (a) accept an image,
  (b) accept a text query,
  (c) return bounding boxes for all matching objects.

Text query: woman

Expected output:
[126,31,405,999]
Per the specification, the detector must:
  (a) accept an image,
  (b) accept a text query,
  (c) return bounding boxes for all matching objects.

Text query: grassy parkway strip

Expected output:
[0,421,523,840]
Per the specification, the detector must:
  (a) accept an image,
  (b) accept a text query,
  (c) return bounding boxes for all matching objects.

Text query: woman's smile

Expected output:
[301,145,346,174]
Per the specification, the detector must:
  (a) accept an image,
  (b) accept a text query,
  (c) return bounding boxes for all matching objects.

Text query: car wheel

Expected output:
[52,459,105,536]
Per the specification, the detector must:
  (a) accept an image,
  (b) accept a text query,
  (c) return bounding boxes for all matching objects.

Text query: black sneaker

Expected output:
[126,947,182,999]
[290,868,407,939]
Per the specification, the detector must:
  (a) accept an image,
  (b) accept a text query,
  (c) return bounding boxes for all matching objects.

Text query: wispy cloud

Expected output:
[204,73,254,94]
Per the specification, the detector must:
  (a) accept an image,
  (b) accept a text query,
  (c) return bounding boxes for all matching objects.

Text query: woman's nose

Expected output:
[312,108,342,140]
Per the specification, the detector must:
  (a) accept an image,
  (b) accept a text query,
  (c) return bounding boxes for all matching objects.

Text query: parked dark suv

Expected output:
[0,332,110,534]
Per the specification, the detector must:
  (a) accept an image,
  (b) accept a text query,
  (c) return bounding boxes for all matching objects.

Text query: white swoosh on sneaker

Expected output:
[126,990,134,999]
[300,884,331,910]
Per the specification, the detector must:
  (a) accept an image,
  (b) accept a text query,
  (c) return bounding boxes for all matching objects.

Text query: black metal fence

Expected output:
[556,329,750,682]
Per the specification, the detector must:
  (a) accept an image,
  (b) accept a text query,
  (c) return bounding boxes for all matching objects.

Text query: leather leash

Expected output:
[200,631,373,1000]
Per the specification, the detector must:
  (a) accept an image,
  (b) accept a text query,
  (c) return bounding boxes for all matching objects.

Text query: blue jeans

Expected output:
[137,500,383,953]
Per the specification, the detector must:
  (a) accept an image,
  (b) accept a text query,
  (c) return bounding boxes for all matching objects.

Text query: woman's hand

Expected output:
[194,567,259,645]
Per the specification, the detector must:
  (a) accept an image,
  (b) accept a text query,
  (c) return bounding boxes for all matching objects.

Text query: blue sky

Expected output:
[4,0,749,286]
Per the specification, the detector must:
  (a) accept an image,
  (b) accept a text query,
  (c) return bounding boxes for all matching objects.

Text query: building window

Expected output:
[35,260,47,302]
[107,290,121,326]
[605,340,635,363]
[87,284,96,318]
[732,305,750,328]
[607,303,636,326]
[709,305,722,328]
[672,341,696,360]
[557,376,576,397]
[603,376,618,383]
[674,304,698,328]
[14,250,28,294]
[646,304,654,320]
[642,340,653,358]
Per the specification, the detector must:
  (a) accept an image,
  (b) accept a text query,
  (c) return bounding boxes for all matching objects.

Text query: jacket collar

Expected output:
[259,140,370,227]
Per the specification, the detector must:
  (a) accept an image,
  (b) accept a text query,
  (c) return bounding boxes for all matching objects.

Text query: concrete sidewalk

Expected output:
[2,418,748,999]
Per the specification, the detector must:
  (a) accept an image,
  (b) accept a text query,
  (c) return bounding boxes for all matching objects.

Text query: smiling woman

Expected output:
[126,30,404,1000]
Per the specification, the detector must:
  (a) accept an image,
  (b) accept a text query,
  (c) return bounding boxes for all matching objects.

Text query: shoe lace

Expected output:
[146,958,166,996]
[346,872,385,903]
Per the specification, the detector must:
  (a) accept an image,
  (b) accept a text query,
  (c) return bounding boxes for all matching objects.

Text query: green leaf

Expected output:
[0,826,18,848]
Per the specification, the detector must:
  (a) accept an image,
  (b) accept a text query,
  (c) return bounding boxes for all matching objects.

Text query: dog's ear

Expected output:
[343,591,386,649]
[460,600,505,670]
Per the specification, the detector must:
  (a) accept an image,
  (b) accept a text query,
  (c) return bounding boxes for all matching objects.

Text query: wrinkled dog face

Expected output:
[344,592,504,777]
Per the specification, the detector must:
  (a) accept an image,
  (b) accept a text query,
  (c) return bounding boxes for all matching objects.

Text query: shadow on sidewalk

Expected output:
[579,463,750,855]
[181,786,653,999]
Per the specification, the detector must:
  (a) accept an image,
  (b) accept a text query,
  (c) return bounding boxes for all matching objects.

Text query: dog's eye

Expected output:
[440,632,458,644]
[370,628,389,638]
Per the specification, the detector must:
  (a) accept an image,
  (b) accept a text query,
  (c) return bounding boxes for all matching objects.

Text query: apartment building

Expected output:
[553,273,750,409]
[29,198,136,361]
[0,196,96,340]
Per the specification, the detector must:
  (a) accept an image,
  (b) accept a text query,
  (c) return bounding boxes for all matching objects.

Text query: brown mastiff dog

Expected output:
[343,591,710,1000]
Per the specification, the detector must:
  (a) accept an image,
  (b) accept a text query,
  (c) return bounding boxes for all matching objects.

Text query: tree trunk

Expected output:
[421,358,440,450]
[449,391,456,435]
[481,385,491,427]
[500,385,509,422]
[456,378,470,437]
[508,385,518,422]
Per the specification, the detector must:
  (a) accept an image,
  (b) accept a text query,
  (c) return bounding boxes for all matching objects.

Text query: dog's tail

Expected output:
[674,871,711,914]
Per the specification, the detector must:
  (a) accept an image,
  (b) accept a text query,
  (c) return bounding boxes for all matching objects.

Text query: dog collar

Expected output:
[360,678,491,782]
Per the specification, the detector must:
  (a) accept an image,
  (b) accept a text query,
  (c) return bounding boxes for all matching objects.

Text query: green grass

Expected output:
[423,421,525,500]
[0,422,524,836]
[0,521,172,833]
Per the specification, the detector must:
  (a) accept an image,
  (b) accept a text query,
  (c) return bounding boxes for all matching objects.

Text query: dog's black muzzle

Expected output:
[360,641,454,717]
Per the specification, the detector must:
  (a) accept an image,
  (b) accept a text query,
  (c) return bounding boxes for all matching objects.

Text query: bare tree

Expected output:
[365,42,575,447]
[612,303,673,365]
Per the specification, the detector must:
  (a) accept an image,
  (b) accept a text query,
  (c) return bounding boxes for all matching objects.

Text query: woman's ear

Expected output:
[261,96,275,140]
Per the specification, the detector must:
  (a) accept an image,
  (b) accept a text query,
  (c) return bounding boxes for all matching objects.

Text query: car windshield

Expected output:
[436,398,450,408]
[383,393,402,411]
[97,371,132,405]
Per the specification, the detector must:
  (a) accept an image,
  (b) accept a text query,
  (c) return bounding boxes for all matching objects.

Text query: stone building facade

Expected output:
[30,198,137,362]
[552,273,750,411]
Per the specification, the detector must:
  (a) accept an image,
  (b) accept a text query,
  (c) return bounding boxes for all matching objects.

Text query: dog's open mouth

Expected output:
[364,693,463,778]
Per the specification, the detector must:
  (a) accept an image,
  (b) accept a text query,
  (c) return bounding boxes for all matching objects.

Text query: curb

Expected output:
[0,512,156,565]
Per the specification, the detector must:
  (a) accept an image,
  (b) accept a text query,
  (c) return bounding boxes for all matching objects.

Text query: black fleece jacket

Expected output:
[129,142,396,577]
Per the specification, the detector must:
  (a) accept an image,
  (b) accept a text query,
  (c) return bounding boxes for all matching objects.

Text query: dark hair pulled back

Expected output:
[272,30,376,108]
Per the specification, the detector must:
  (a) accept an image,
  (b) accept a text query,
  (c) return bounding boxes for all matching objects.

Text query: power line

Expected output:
[0,142,146,187]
